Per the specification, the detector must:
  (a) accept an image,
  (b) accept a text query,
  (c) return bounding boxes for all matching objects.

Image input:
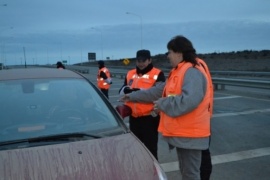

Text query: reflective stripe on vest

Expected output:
[125,67,161,117]
[97,67,111,89]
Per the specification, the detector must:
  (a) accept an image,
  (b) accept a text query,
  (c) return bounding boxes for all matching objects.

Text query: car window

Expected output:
[0,78,119,143]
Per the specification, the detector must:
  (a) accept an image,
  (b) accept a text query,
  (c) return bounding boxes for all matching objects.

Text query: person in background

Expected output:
[119,49,166,160]
[120,36,213,180]
[97,60,112,99]
[56,61,65,69]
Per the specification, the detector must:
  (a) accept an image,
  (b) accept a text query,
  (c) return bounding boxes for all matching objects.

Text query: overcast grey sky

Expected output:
[1,0,270,65]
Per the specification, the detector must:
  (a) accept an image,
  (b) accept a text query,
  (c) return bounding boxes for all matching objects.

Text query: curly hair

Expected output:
[167,35,198,66]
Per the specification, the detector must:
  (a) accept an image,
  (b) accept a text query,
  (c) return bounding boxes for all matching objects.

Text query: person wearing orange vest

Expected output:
[119,49,165,160]
[120,36,213,180]
[97,60,112,99]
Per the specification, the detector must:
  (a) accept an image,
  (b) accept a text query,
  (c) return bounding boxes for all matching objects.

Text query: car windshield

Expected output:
[0,78,121,143]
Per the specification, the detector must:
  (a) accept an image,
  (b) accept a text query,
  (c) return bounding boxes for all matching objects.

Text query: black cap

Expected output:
[136,49,151,61]
[56,61,62,65]
[98,60,104,65]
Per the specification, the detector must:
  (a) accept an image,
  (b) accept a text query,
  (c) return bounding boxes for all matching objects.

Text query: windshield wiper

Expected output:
[0,132,103,146]
[34,132,103,140]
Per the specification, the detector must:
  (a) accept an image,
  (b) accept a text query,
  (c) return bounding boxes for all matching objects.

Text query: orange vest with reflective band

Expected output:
[158,59,213,138]
[97,67,111,90]
[125,67,161,117]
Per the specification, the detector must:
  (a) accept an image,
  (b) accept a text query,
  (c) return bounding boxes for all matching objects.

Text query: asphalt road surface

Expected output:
[81,66,270,180]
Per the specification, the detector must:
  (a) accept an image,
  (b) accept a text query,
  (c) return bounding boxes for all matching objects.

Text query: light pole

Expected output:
[91,27,103,60]
[79,41,82,63]
[23,47,27,68]
[126,12,143,49]
[2,36,14,65]
[46,48,49,64]
[1,27,14,64]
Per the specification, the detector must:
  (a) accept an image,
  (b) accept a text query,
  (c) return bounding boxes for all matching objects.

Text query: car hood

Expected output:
[0,133,159,180]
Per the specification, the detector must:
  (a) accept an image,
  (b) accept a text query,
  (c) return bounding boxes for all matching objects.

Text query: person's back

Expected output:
[97,60,112,98]
[56,61,65,69]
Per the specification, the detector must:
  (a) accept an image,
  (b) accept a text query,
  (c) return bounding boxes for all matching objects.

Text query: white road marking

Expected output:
[160,107,270,173]
[109,89,270,173]
[160,147,270,173]
[213,108,270,118]
[214,95,241,100]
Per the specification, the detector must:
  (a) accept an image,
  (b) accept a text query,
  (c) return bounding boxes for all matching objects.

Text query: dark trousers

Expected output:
[200,149,212,180]
[129,115,160,160]
[100,88,109,99]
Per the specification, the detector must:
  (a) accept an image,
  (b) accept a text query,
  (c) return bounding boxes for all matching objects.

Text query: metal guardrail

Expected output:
[110,72,270,90]
[109,70,270,78]
[74,69,89,74]
[64,66,270,90]
[111,72,126,79]
[106,66,270,77]
[210,71,270,77]
[212,77,270,90]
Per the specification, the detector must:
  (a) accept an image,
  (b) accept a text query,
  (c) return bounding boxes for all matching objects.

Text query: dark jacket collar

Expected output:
[99,64,105,69]
[136,63,154,75]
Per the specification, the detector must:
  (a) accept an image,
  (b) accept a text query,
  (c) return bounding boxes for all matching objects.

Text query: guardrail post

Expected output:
[214,84,225,90]
[214,84,219,90]
[221,84,225,90]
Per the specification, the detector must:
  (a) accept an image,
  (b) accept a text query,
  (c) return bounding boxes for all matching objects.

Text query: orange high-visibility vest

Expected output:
[197,58,214,117]
[158,59,213,137]
[97,67,111,90]
[125,68,161,117]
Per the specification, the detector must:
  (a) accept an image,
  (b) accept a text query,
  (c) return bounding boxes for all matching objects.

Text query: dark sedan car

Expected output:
[0,68,167,180]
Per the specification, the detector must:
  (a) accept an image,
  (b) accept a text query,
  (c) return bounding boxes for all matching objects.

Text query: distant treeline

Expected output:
[140,50,270,71]
[81,50,270,71]
[153,50,270,61]
[198,50,270,60]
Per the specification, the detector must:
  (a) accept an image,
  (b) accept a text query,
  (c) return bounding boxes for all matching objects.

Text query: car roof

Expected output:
[0,68,84,81]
